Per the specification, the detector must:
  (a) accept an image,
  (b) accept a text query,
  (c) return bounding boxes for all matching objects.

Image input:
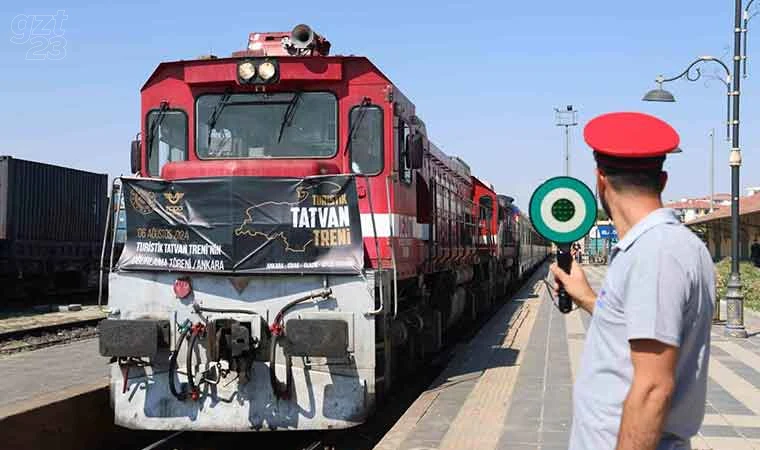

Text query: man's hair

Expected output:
[601,167,664,195]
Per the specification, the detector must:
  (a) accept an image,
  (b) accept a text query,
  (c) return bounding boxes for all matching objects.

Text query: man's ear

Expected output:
[659,171,668,192]
[596,168,607,190]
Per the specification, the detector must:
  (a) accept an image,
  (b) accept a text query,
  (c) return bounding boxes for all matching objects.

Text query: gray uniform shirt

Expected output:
[569,208,714,450]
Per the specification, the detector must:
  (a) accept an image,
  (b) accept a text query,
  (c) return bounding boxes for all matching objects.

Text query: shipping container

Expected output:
[0,156,109,296]
[0,156,108,242]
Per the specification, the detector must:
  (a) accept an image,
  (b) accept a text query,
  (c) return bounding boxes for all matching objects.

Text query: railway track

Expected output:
[138,431,330,450]
[0,316,103,355]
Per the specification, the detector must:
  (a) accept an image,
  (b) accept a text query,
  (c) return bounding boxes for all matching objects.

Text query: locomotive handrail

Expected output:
[109,183,120,275]
[385,176,399,318]
[364,174,385,315]
[98,178,117,307]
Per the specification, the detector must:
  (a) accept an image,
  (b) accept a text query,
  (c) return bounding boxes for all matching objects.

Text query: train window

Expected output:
[349,105,383,175]
[146,110,187,177]
[479,196,492,222]
[196,92,337,159]
[397,118,412,184]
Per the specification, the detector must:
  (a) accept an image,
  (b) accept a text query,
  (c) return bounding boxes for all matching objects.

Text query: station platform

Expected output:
[376,264,760,450]
[0,338,108,418]
[0,338,118,450]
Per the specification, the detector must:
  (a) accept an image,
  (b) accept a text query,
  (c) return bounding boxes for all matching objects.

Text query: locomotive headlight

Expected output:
[258,61,277,81]
[237,61,256,81]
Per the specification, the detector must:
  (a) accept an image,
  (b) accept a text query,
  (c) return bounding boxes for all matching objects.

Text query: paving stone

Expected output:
[699,425,741,437]
[543,408,573,420]
[540,430,570,445]
[399,439,439,450]
[542,424,572,434]
[495,443,541,450]
[499,429,539,444]
[508,404,543,416]
[711,346,760,390]
[737,427,760,439]
[704,403,719,414]
[504,418,541,431]
[706,379,755,415]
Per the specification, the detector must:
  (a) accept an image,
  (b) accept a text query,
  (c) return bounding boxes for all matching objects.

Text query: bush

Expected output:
[715,258,760,312]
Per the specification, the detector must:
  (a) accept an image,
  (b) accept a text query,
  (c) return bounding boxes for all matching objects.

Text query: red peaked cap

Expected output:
[584,112,679,170]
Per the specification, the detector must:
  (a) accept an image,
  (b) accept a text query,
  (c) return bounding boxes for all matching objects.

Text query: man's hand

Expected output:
[549,260,597,314]
[616,339,678,450]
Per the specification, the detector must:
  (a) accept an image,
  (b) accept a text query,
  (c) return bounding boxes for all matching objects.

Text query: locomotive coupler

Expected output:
[209,318,263,385]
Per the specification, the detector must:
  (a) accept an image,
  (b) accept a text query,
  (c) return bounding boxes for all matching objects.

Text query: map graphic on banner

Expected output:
[117,175,364,274]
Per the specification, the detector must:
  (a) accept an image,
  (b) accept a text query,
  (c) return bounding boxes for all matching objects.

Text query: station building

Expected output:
[687,193,760,261]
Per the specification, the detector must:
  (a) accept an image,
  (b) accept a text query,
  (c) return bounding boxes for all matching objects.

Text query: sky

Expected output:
[1,0,758,208]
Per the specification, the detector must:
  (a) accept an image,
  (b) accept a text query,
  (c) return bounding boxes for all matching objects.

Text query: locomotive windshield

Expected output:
[196,92,337,159]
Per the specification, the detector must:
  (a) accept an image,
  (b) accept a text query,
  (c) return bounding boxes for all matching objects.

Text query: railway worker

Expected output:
[550,112,714,450]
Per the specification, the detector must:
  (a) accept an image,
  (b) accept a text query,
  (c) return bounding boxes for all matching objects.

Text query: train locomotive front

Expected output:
[99,25,549,432]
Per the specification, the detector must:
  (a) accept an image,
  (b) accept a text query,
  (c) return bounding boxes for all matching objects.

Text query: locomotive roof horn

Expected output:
[282,24,331,56]
[290,24,314,49]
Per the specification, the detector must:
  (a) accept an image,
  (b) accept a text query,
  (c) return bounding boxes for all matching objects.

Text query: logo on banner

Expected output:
[129,186,156,216]
[163,191,185,216]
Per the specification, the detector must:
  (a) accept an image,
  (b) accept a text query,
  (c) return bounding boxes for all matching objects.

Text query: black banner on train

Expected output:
[117,176,363,274]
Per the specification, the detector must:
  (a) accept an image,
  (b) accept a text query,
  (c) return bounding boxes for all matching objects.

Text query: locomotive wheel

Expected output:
[429,272,456,328]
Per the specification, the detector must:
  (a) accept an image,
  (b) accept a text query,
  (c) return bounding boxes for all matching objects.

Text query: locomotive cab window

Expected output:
[349,105,383,175]
[397,118,412,184]
[196,92,337,159]
[147,110,187,177]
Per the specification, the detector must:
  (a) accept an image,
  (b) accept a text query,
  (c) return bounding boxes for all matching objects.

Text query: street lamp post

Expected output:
[555,105,578,176]
[642,0,748,338]
[726,0,748,338]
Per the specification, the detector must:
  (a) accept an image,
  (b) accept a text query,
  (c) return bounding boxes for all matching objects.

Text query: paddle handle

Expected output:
[557,245,573,314]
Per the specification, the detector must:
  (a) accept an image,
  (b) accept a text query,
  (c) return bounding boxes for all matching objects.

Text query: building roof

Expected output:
[665,199,713,210]
[686,195,760,225]
[713,193,731,201]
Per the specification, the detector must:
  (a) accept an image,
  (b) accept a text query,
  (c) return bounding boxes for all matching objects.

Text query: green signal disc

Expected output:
[551,198,575,222]
[529,176,597,244]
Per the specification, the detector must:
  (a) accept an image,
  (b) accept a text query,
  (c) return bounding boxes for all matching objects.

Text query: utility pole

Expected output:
[555,105,578,176]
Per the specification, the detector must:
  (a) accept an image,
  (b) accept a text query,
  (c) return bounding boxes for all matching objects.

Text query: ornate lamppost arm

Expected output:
[744,0,757,78]
[660,56,731,82]
[657,57,732,141]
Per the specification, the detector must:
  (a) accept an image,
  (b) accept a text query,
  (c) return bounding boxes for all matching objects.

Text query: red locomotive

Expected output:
[100,24,549,431]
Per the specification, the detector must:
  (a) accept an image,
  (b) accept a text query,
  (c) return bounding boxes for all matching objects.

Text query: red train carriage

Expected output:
[100,24,549,431]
